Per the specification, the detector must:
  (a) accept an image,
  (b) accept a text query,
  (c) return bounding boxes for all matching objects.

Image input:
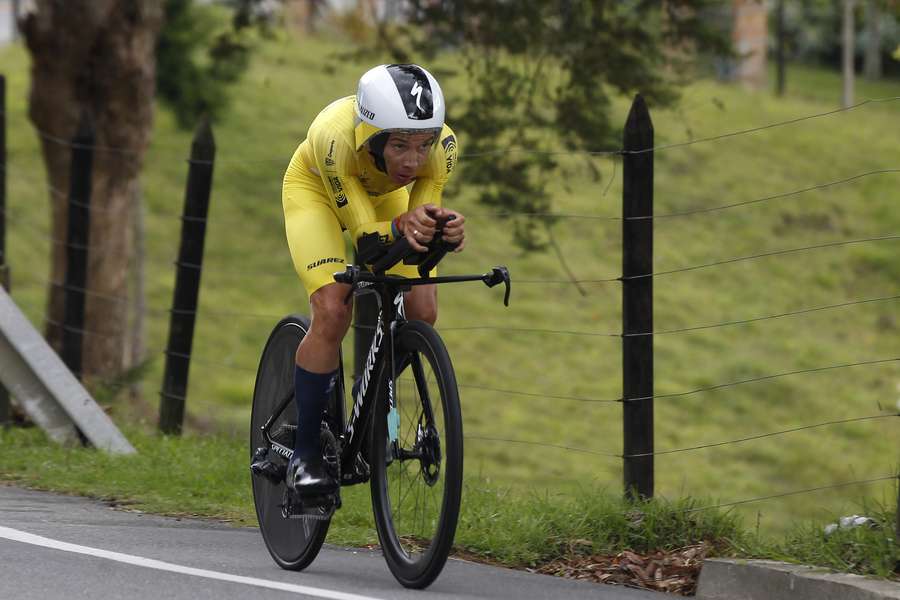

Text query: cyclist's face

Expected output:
[381,132,435,185]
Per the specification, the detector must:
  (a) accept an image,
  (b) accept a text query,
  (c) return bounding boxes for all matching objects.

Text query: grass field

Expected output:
[0,27,897,549]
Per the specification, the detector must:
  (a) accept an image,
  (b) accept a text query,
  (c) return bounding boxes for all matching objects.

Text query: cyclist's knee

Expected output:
[410,304,437,325]
[405,287,437,325]
[309,284,353,342]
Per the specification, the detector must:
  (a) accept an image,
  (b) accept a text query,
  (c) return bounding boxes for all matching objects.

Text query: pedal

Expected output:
[250,447,286,484]
[280,488,339,521]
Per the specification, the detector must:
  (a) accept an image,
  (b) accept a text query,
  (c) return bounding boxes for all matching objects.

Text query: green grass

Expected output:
[765,500,900,580]
[0,27,898,555]
[2,425,895,580]
[0,425,746,565]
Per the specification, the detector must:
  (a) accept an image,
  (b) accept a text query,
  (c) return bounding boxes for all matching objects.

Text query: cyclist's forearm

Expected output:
[408,178,443,212]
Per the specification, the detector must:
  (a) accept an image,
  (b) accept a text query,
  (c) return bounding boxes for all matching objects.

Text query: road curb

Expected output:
[696,559,900,600]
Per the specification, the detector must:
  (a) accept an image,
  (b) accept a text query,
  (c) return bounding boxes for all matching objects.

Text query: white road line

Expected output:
[0,525,380,600]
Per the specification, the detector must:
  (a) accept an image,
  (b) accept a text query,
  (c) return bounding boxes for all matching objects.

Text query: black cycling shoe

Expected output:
[286,455,339,496]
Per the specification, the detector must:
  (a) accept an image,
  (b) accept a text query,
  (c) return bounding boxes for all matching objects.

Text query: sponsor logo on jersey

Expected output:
[328,176,348,207]
[324,140,336,167]
[441,134,457,173]
[306,257,343,271]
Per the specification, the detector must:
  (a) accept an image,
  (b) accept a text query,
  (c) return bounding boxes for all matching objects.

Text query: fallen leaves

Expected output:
[532,543,710,595]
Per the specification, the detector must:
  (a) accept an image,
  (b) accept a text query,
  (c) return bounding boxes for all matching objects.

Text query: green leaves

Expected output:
[373,0,728,250]
[156,0,257,129]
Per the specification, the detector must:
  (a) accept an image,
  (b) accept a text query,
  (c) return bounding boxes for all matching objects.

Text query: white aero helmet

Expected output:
[354,63,445,150]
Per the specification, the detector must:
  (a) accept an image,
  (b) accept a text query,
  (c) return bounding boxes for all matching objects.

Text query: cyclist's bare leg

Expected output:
[404,283,437,325]
[296,283,353,371]
[287,283,351,495]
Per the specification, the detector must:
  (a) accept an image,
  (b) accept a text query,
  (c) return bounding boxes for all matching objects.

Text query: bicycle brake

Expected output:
[483,266,511,306]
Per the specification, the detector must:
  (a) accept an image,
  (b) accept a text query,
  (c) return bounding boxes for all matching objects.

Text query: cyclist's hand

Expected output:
[438,208,466,252]
[398,204,439,252]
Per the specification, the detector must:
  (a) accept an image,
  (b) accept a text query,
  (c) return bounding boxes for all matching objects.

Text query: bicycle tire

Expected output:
[370,320,463,589]
[250,314,334,571]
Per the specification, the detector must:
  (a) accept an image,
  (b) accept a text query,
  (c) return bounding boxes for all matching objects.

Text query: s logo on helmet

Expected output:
[410,82,424,112]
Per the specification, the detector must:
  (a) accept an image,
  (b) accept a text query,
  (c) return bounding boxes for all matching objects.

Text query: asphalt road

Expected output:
[0,485,666,600]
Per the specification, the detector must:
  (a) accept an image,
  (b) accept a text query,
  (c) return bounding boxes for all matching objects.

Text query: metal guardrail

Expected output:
[0,286,135,454]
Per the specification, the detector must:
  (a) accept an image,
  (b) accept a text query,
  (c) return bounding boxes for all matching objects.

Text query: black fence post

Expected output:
[0,73,8,425]
[895,473,899,551]
[159,119,215,435]
[61,111,94,381]
[622,94,654,501]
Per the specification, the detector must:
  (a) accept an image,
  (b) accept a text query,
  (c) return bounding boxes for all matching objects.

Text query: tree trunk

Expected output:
[842,0,856,108]
[286,0,324,35]
[22,1,163,386]
[730,0,768,90]
[864,0,882,79]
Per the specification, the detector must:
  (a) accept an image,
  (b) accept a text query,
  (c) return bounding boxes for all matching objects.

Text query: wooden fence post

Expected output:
[61,111,94,381]
[0,73,8,425]
[622,94,654,501]
[159,118,215,435]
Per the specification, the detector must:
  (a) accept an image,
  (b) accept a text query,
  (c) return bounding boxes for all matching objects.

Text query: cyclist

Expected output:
[277,64,465,497]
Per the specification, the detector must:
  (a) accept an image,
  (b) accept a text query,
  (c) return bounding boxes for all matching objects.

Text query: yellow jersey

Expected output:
[283,96,459,244]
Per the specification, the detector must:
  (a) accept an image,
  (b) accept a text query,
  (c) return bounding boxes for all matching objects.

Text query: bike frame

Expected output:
[255,280,410,478]
[258,266,510,481]
[339,281,404,474]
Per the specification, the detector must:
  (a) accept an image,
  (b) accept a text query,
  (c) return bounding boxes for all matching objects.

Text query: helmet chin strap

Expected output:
[366,133,390,173]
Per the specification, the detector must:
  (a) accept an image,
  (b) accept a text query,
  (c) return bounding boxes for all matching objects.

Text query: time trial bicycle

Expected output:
[249,220,510,588]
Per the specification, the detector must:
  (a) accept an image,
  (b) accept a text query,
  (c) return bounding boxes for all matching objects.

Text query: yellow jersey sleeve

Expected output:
[309,99,395,245]
[408,125,459,211]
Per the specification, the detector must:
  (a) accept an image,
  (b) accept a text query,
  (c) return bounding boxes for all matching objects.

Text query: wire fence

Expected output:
[466,414,899,460]
[2,88,898,517]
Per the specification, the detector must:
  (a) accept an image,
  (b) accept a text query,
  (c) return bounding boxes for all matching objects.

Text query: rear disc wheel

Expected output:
[250,315,333,571]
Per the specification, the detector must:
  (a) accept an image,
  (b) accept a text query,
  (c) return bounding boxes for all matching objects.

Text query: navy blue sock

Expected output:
[293,365,336,462]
